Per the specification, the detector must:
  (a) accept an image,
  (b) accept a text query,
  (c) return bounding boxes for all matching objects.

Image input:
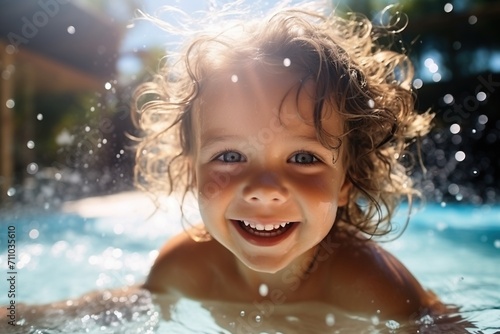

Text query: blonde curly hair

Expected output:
[132,3,433,238]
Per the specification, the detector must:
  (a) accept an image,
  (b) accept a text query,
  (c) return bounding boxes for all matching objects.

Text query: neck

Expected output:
[233,245,321,300]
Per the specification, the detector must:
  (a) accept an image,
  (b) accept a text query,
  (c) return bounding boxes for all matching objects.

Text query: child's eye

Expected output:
[289,152,319,165]
[215,151,245,163]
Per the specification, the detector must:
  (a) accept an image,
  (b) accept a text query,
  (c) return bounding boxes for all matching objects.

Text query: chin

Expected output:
[237,253,291,274]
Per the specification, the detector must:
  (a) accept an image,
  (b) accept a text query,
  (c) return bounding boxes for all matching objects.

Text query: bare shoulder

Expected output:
[143,230,227,298]
[327,232,443,318]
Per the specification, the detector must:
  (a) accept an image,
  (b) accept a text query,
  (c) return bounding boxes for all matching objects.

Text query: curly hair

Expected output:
[132,3,433,239]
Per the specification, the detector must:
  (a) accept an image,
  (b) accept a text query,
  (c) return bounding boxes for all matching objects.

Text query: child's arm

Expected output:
[143,230,214,298]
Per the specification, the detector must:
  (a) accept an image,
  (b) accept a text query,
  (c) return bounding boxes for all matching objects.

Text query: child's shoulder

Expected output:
[327,231,441,317]
[143,229,229,298]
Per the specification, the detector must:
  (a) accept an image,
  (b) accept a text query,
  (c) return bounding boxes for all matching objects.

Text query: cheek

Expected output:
[196,166,243,204]
[291,174,342,220]
[293,174,341,202]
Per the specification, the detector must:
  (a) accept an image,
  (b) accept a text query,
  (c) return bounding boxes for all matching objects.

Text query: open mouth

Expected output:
[231,219,298,245]
[238,220,294,237]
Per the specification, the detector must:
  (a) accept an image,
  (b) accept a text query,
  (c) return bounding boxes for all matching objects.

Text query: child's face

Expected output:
[193,64,350,273]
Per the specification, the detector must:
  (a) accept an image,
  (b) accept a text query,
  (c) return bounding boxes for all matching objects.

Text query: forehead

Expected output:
[192,64,343,145]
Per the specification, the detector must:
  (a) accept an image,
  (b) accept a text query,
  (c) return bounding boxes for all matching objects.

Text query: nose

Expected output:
[242,172,289,204]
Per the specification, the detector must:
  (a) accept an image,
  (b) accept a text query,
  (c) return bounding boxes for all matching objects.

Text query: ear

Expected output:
[337,175,351,207]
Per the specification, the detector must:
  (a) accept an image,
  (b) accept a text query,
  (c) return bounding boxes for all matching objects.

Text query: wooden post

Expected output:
[0,42,15,205]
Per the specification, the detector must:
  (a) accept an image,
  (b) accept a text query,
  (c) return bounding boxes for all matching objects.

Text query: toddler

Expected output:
[133,0,444,323]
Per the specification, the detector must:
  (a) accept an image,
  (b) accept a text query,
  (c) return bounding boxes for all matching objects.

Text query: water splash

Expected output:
[10,289,160,334]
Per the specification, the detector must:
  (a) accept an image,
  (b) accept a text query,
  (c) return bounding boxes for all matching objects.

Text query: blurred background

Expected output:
[0,0,499,210]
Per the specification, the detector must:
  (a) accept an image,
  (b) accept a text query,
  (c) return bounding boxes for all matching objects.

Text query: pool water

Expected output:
[1,192,499,333]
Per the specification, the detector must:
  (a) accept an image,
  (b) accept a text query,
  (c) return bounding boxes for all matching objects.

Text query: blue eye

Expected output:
[290,152,319,164]
[216,151,244,163]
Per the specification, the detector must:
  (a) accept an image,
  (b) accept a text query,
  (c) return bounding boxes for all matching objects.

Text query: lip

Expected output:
[230,219,299,247]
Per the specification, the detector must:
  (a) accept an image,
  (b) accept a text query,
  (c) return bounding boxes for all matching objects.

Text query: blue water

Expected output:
[0,196,499,333]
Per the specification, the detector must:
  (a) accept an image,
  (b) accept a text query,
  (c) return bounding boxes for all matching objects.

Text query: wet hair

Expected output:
[132,2,433,238]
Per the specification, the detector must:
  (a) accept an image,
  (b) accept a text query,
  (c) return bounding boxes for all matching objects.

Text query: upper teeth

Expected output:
[241,220,290,231]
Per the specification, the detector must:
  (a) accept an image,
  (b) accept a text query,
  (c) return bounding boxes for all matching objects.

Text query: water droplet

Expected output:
[424,58,434,68]
[85,126,91,132]
[325,313,335,326]
[428,63,438,73]
[418,314,434,325]
[7,187,16,197]
[27,162,39,175]
[240,310,245,317]
[468,15,477,25]
[444,3,453,12]
[67,25,75,34]
[37,113,43,121]
[5,44,16,54]
[112,248,123,258]
[102,138,108,144]
[283,58,291,67]
[90,106,95,112]
[258,283,268,297]
[443,93,454,104]
[371,315,380,325]
[29,229,39,239]
[454,151,466,162]
[255,314,262,322]
[450,123,460,134]
[5,99,15,108]
[476,91,487,102]
[368,99,375,108]
[412,78,423,89]
[231,74,238,83]
[55,173,62,181]
[105,82,112,90]
[27,140,35,149]
[453,41,462,50]
[119,149,125,154]
[286,315,299,322]
[440,201,447,207]
[385,319,400,330]
[432,73,442,82]
[478,114,488,125]
[494,240,500,249]
[448,183,459,195]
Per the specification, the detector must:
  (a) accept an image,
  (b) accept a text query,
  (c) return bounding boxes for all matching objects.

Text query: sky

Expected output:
[114,0,317,81]
[91,0,500,85]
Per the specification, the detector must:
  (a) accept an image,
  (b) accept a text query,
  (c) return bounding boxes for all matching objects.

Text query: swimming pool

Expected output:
[1,192,499,333]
